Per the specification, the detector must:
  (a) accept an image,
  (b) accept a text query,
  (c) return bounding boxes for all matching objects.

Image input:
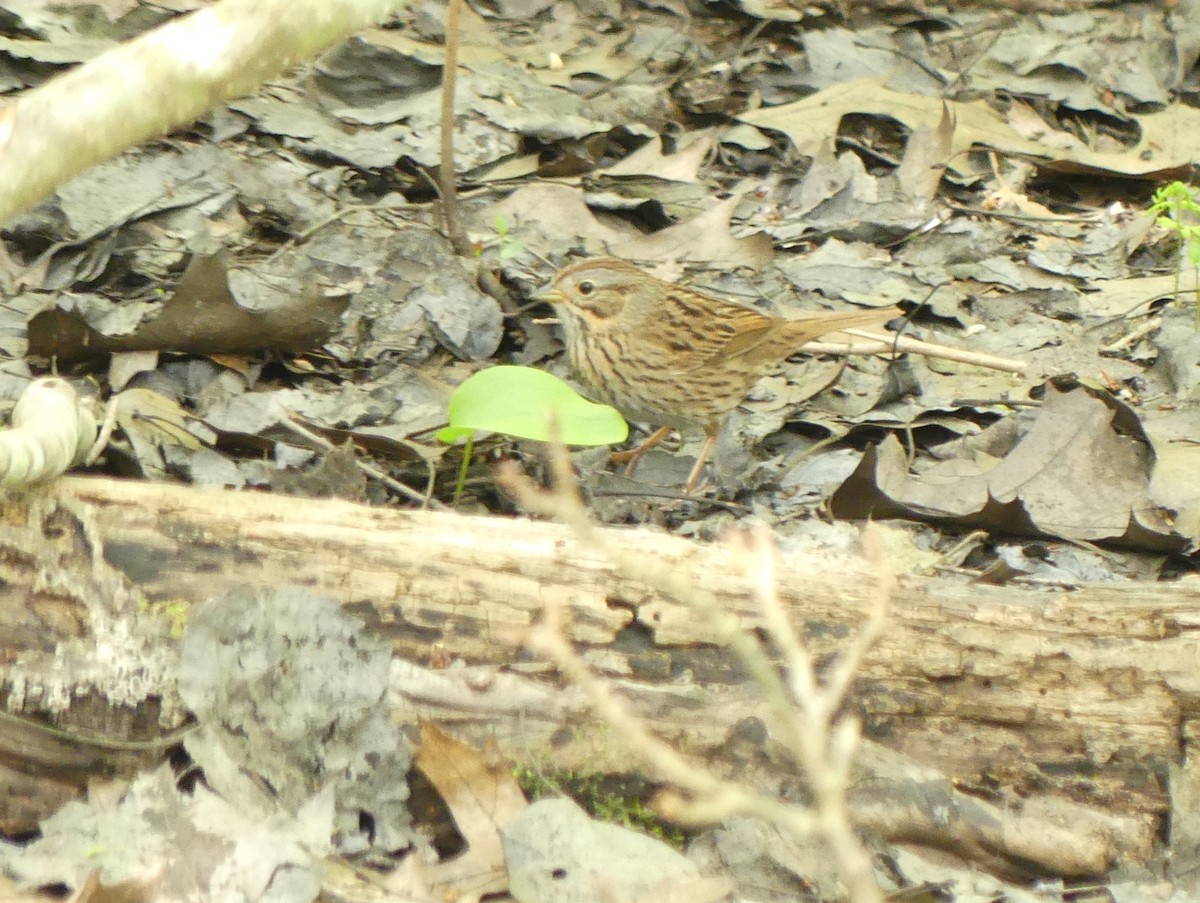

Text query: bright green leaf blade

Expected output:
[437,424,480,443]
[437,366,629,446]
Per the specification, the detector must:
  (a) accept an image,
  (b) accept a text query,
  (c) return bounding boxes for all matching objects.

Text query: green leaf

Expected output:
[437,366,629,446]
[1152,181,1200,221]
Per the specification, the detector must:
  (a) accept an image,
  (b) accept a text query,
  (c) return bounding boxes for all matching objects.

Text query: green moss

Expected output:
[138,597,190,639]
[514,763,687,849]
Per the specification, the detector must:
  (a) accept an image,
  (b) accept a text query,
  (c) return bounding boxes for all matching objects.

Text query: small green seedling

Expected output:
[1149,181,1200,322]
[438,365,628,501]
[491,213,523,261]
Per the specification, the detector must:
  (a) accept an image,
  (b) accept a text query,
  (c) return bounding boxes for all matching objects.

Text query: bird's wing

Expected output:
[725,307,897,364]
[636,293,777,371]
[633,290,893,370]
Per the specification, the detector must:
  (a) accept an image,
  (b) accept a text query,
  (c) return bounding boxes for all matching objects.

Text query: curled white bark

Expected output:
[0,378,97,487]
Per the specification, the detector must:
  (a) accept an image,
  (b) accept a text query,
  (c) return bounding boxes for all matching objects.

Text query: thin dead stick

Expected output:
[85,396,120,466]
[438,0,470,256]
[1100,315,1162,354]
[523,587,834,845]
[278,414,447,511]
[820,530,892,710]
[502,454,812,760]
[805,330,1027,374]
[744,525,891,903]
[499,445,890,902]
[507,458,823,839]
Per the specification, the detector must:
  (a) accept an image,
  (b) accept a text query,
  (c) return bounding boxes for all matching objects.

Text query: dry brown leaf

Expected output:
[740,76,1200,180]
[67,867,165,903]
[493,182,773,269]
[416,721,527,900]
[833,381,1186,549]
[599,131,716,182]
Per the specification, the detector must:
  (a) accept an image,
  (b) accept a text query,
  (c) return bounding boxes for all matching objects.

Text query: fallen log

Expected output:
[0,475,1194,878]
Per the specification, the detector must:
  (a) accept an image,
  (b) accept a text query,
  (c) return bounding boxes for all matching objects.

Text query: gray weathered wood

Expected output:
[0,476,1192,876]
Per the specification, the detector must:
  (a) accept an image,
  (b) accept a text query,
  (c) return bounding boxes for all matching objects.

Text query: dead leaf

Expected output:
[599,132,716,182]
[832,380,1188,551]
[740,76,1200,180]
[28,253,349,360]
[67,867,164,903]
[895,101,953,202]
[115,387,202,455]
[493,183,773,268]
[416,721,527,899]
[107,351,158,393]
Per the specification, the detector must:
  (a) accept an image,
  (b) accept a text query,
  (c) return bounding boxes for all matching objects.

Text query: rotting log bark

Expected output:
[0,476,1195,878]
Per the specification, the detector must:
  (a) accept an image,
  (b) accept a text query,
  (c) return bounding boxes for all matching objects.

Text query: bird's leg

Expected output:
[684,427,719,494]
[612,425,674,474]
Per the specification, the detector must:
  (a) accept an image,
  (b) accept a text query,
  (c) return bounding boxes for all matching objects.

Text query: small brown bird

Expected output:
[539,257,895,492]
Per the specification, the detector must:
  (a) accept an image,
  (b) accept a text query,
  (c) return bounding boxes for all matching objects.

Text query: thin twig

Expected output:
[804,330,1027,374]
[266,196,417,264]
[588,487,751,514]
[739,524,890,903]
[1100,315,1163,354]
[85,396,120,466]
[438,0,470,256]
[279,414,447,510]
[499,448,892,902]
[516,451,813,758]
[819,530,892,727]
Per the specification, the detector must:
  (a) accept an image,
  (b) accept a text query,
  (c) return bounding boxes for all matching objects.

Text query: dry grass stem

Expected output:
[819,329,1027,374]
[497,446,893,903]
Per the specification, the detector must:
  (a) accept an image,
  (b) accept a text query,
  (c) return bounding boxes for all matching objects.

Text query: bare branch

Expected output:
[499,456,892,902]
[0,0,414,227]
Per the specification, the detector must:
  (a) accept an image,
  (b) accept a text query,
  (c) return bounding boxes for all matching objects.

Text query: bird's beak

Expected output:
[532,285,563,305]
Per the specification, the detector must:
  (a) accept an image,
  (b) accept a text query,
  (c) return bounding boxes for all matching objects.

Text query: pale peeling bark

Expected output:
[0,476,1194,878]
[0,379,96,486]
[0,0,413,227]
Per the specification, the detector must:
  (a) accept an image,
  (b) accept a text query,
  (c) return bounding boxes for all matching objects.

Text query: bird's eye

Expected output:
[578,280,595,295]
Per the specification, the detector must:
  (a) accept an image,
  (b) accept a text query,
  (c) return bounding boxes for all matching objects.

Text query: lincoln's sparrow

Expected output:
[539,257,895,492]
